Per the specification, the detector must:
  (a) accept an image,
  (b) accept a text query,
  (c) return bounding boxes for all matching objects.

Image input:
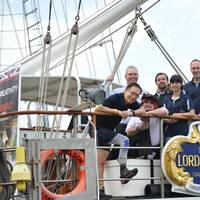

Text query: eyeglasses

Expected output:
[127,89,140,98]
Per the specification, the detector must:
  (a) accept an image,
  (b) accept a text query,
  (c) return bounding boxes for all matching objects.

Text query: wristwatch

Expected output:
[131,110,136,116]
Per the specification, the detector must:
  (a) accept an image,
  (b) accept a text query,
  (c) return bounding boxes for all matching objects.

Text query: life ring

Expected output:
[40,149,86,200]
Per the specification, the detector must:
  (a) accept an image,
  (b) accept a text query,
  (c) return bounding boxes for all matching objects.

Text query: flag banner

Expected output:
[0,66,20,161]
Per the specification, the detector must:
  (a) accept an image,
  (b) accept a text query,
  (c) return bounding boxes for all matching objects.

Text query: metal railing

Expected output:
[0,110,200,199]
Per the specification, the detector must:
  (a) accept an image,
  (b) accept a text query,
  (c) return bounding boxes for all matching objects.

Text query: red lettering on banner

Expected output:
[0,102,13,112]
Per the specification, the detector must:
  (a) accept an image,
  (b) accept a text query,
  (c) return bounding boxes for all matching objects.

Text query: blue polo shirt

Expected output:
[184,80,200,114]
[96,93,140,130]
[163,91,193,138]
[96,93,140,145]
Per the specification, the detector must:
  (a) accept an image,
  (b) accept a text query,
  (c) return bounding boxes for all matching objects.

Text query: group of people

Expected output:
[95,59,200,198]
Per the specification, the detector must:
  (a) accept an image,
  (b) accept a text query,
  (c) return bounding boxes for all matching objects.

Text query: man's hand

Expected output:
[119,110,133,119]
[135,107,146,116]
[106,75,114,82]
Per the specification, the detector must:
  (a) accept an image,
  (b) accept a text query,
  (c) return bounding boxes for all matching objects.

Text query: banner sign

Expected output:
[0,66,20,160]
[162,121,200,196]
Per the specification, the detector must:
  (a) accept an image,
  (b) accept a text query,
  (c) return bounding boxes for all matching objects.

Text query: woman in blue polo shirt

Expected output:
[163,74,195,142]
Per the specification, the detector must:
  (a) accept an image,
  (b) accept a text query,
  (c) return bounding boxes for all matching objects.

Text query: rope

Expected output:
[36,0,53,136]
[103,17,138,92]
[52,32,80,137]
[75,0,82,22]
[61,0,69,29]
[103,0,121,84]
[36,0,44,35]
[50,0,82,138]
[6,0,24,58]
[137,9,188,84]
[78,0,96,78]
[47,0,53,31]
[74,0,93,77]
[52,0,61,35]
[47,1,160,76]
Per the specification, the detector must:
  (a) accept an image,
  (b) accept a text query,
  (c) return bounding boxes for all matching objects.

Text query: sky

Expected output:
[1,0,200,94]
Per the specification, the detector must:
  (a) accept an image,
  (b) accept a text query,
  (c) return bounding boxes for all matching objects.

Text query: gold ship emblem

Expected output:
[162,123,200,187]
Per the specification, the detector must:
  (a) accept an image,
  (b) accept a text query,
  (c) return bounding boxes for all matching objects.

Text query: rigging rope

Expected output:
[52,0,61,35]
[101,1,162,91]
[36,0,53,135]
[137,8,188,84]
[103,0,121,84]
[74,0,93,78]
[36,0,44,35]
[61,0,69,29]
[47,1,159,77]
[6,0,24,58]
[42,5,84,187]
[103,17,138,92]
[50,0,82,137]
[76,0,96,78]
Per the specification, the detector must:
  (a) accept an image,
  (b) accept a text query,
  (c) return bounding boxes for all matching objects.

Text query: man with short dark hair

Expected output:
[184,59,200,114]
[154,72,170,106]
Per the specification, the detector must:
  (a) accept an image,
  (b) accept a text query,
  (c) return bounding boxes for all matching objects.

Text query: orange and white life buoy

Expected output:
[40,149,86,200]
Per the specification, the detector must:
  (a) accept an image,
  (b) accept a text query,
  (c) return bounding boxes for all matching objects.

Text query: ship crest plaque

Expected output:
[162,121,200,196]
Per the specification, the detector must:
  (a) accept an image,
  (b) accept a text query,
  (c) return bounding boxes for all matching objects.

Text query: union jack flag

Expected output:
[0,66,20,83]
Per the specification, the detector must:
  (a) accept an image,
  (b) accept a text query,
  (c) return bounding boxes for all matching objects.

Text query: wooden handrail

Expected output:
[0,109,200,121]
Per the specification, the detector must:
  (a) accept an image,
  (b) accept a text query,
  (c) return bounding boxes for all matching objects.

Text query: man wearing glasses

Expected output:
[95,82,145,198]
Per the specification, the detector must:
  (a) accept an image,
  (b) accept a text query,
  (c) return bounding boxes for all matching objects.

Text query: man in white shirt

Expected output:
[106,65,145,102]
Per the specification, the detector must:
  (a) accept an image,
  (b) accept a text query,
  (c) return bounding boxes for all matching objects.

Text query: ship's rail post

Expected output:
[160,118,165,198]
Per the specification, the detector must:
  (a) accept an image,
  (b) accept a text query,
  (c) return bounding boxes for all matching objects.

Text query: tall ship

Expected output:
[0,0,200,199]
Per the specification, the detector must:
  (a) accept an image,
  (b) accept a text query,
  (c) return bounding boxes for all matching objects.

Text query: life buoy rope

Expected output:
[40,149,86,200]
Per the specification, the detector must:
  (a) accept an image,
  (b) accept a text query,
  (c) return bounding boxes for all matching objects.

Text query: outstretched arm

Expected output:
[147,107,169,117]
[95,105,145,119]
[172,109,195,118]
[134,106,146,116]
[95,105,121,115]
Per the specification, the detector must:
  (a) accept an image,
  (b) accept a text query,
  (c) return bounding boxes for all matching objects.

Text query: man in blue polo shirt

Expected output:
[184,59,200,114]
[95,82,145,198]
[154,72,171,106]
